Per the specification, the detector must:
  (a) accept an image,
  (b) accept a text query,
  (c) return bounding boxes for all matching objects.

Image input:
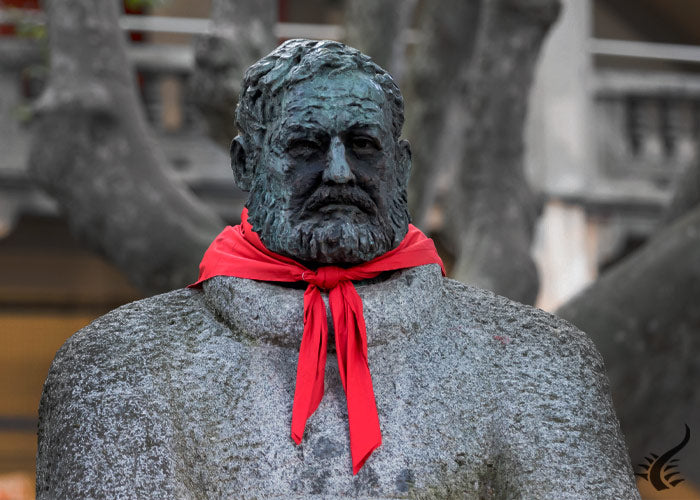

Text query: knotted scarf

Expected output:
[190,208,445,474]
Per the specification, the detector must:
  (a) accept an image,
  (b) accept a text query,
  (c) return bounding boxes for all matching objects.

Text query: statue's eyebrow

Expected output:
[347,121,382,133]
[285,123,322,133]
[278,122,327,141]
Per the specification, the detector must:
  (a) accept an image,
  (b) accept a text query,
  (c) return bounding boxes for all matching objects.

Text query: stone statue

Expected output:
[37,39,639,499]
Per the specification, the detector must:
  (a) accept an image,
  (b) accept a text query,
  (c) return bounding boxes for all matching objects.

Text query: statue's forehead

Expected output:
[276,71,389,129]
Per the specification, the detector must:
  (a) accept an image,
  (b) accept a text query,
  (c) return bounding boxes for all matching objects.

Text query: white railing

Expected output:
[590,38,700,65]
[592,70,700,191]
[0,9,346,40]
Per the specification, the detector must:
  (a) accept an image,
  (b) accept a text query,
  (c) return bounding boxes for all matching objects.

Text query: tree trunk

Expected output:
[406,0,560,305]
[557,203,700,482]
[403,0,482,228]
[557,153,700,482]
[29,0,223,294]
[662,159,700,224]
[344,0,417,85]
[190,0,277,150]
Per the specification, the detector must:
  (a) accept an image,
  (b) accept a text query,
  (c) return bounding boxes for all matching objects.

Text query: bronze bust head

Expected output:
[231,39,412,266]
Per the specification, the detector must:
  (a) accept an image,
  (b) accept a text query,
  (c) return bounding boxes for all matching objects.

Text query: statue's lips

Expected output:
[318,203,363,214]
[304,188,376,215]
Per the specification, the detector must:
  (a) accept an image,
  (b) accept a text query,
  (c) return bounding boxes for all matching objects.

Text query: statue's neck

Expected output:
[201,264,444,347]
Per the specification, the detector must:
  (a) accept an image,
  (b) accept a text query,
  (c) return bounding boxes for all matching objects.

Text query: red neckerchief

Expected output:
[190,208,445,474]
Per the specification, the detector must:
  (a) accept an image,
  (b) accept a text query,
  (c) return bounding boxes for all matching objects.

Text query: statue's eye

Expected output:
[351,136,379,155]
[288,139,321,156]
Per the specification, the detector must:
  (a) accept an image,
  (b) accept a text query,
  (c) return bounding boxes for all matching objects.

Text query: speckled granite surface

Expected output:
[37,264,639,499]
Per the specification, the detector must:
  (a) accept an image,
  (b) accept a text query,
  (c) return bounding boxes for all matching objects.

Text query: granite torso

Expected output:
[37,265,639,499]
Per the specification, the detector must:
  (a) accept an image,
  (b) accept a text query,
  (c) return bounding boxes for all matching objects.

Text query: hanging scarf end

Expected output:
[351,438,382,475]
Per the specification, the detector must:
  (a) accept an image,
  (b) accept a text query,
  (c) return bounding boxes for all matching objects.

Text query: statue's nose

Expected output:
[322,137,356,184]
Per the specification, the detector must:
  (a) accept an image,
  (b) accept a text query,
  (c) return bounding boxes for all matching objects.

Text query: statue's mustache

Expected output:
[303,186,376,215]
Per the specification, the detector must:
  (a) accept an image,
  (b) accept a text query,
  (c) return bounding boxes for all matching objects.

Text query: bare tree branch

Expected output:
[662,159,700,224]
[406,0,559,304]
[344,0,417,85]
[29,0,223,294]
[190,0,277,149]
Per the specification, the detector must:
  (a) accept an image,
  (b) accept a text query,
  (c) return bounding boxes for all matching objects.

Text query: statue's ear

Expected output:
[397,139,412,186]
[230,135,253,191]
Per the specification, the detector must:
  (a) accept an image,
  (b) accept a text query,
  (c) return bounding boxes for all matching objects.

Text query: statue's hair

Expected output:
[235,39,405,164]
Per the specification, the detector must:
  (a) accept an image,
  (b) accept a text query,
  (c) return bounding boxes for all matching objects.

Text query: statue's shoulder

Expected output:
[438,276,605,372]
[62,287,210,353]
[44,287,224,391]
[37,288,218,498]
[435,278,637,498]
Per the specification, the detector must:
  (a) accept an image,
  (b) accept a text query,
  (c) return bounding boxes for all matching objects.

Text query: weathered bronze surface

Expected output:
[232,39,411,266]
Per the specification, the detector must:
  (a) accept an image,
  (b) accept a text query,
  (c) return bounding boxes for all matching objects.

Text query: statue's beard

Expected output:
[246,183,410,266]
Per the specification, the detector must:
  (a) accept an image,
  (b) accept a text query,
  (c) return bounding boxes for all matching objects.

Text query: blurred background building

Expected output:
[530,0,700,313]
[1,0,698,497]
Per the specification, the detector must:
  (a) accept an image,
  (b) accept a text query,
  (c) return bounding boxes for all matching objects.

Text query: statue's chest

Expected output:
[168,340,492,498]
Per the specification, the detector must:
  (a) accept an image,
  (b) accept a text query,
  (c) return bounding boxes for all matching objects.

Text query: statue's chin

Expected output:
[248,210,400,266]
[246,188,410,266]
[267,220,397,266]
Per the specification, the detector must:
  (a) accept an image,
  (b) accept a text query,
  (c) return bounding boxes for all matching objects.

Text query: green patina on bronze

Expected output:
[231,39,412,267]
